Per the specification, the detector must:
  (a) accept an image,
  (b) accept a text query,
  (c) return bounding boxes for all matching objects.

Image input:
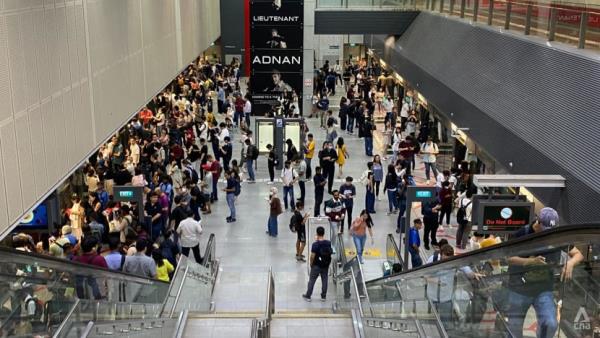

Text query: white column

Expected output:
[302,0,316,116]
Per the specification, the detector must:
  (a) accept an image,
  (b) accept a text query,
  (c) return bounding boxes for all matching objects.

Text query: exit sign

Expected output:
[119,191,134,198]
[415,190,433,198]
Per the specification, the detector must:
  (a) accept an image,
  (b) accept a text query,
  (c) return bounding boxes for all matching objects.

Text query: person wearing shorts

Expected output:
[293,202,309,262]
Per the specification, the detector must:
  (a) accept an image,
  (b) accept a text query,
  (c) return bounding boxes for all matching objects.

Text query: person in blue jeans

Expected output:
[351,210,374,264]
[267,187,283,237]
[408,219,423,269]
[506,208,583,338]
[383,164,399,215]
[280,160,297,210]
[223,171,237,223]
[245,139,256,182]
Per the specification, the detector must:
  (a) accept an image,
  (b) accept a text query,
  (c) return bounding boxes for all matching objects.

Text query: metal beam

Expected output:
[473,175,566,188]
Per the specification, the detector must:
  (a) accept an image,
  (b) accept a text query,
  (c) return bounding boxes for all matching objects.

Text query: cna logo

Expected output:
[574,306,591,330]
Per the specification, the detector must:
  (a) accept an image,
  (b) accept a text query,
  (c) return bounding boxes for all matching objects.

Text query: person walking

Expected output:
[267,187,283,237]
[408,219,424,268]
[304,134,315,180]
[362,117,374,156]
[313,166,327,217]
[324,190,346,234]
[291,202,309,262]
[319,142,337,194]
[176,209,203,264]
[351,210,374,264]
[339,177,356,231]
[281,160,297,211]
[266,144,278,184]
[365,172,376,214]
[294,157,307,205]
[421,136,439,185]
[223,170,237,223]
[422,200,441,250]
[372,155,384,201]
[302,226,332,302]
[383,164,399,215]
[336,138,348,178]
[245,139,258,183]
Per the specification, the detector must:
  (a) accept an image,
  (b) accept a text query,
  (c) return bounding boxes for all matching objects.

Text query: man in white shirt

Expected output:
[455,190,473,250]
[281,160,298,211]
[243,97,252,127]
[176,210,203,263]
[420,136,439,185]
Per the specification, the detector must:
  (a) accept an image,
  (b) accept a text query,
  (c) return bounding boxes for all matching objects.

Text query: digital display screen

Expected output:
[478,201,534,234]
[18,205,48,228]
[415,190,433,198]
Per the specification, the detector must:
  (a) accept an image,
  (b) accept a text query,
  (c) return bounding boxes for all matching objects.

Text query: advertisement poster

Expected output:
[478,201,534,234]
[250,0,304,115]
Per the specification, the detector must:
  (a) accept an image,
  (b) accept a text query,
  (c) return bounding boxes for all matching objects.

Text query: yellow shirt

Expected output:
[306,140,315,159]
[156,259,174,282]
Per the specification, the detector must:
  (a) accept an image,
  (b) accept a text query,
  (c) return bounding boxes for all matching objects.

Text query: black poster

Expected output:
[250,0,304,115]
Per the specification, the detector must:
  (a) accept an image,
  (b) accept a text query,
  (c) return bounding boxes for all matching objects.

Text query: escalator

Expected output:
[333,224,600,338]
[0,234,218,338]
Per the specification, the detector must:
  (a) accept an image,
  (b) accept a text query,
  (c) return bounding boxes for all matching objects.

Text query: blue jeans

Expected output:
[226,193,236,219]
[234,110,241,126]
[507,290,557,338]
[267,216,278,237]
[353,234,367,261]
[424,162,439,180]
[387,190,398,212]
[246,159,255,181]
[283,186,295,210]
[347,117,355,133]
[366,188,375,213]
[244,112,250,127]
[409,247,423,268]
[364,137,373,156]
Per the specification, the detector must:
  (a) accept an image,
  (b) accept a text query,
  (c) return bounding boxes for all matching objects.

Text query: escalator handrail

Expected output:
[337,232,348,266]
[366,224,600,284]
[51,298,80,338]
[202,233,216,269]
[173,309,189,338]
[159,254,185,316]
[386,233,403,266]
[425,297,449,338]
[0,246,169,285]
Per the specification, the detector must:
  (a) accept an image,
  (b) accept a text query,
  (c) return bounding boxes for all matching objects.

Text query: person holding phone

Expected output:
[350,210,374,264]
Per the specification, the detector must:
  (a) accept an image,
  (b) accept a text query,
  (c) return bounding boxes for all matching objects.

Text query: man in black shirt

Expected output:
[362,117,374,157]
[292,202,309,262]
[318,142,337,194]
[506,208,583,338]
[169,195,190,230]
[220,136,233,172]
[313,167,327,217]
[199,138,208,179]
[144,192,163,241]
[302,226,332,302]
[339,177,356,231]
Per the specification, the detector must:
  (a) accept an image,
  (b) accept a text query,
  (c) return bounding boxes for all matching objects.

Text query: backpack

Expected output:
[25,296,43,320]
[456,199,472,226]
[289,212,301,233]
[249,145,259,160]
[187,166,199,184]
[315,241,333,268]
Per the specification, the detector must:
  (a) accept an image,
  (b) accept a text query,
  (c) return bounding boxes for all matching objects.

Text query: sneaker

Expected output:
[302,294,311,302]
[359,257,365,264]
[320,296,326,302]
[386,212,392,216]
[377,197,381,201]
[267,181,274,185]
[298,256,306,262]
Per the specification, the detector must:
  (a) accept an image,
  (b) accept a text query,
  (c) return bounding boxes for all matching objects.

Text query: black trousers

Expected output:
[314,192,324,217]
[181,244,202,264]
[423,217,439,248]
[346,205,353,229]
[268,164,275,182]
[298,181,306,205]
[324,166,335,194]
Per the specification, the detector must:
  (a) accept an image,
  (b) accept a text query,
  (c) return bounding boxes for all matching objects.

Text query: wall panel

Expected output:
[0,0,221,234]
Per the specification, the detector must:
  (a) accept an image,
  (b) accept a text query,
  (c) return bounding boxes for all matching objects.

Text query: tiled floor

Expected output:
[183,318,253,338]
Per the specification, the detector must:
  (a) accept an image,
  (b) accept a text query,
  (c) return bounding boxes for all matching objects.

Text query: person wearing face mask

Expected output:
[318,142,338,194]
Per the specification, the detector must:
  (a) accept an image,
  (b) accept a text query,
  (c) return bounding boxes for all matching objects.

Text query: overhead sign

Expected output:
[113,186,144,202]
[478,201,534,234]
[250,0,304,115]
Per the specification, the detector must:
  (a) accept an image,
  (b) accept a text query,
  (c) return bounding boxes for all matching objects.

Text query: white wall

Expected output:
[0,0,220,234]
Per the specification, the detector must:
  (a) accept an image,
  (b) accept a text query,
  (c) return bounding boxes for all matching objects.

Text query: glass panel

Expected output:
[365,226,600,338]
[554,7,582,46]
[586,10,600,50]
[316,0,345,8]
[529,3,551,39]
[492,0,508,28]
[167,256,216,314]
[509,2,529,34]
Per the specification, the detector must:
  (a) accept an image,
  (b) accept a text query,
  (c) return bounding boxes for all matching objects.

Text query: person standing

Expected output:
[336,137,348,179]
[313,166,327,217]
[294,157,307,205]
[383,164,399,215]
[223,170,237,223]
[421,136,439,185]
[372,155,384,201]
[438,181,453,228]
[351,210,374,264]
[267,187,283,237]
[145,192,163,242]
[281,160,297,211]
[339,177,356,231]
[304,134,315,180]
[455,189,473,250]
[362,117,374,156]
[123,240,157,278]
[422,201,441,250]
[291,202,309,262]
[266,144,277,184]
[245,139,258,183]
[202,155,221,202]
[243,95,252,127]
[177,209,203,263]
[324,190,346,234]
[302,226,332,302]
[220,136,233,172]
[365,172,376,214]
[319,142,337,194]
[408,219,424,268]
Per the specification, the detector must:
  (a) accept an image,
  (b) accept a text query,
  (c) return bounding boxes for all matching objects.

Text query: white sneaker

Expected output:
[267,181,273,185]
[377,197,381,201]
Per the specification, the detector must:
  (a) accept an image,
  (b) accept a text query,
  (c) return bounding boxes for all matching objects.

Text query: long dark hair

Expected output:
[152,250,165,267]
[359,209,374,227]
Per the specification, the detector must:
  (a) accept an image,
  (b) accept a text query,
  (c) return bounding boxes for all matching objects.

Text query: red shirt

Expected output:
[73,253,108,269]
[139,109,153,125]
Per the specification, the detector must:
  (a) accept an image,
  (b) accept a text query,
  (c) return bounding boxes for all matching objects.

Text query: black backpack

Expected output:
[234,178,241,196]
[289,212,301,233]
[316,241,333,268]
[456,199,472,225]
